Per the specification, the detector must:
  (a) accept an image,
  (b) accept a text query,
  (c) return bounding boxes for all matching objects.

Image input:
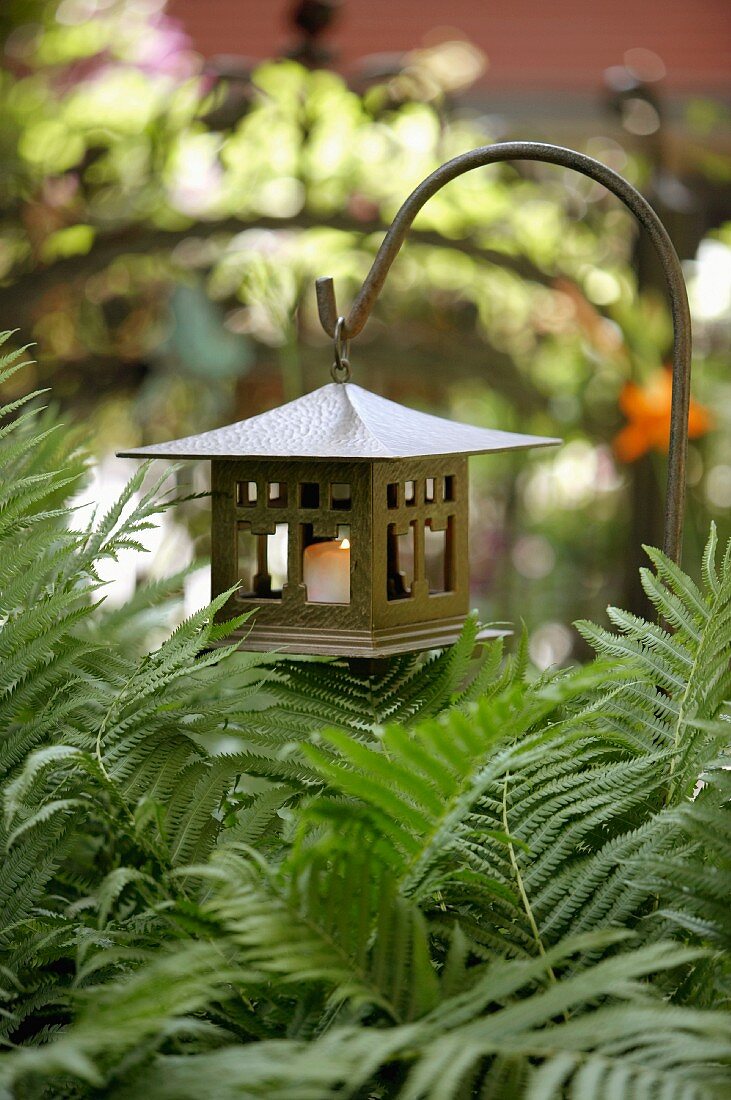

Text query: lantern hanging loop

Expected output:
[315,141,692,565]
[331,315,352,382]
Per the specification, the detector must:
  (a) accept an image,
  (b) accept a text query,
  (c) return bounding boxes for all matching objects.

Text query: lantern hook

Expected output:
[331,316,351,382]
[315,141,692,564]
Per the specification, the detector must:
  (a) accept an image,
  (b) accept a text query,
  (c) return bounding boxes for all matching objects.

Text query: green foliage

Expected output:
[1,353,730,1097]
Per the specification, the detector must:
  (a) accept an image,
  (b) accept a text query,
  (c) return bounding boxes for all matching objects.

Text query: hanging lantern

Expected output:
[118,379,557,656]
[118,140,693,656]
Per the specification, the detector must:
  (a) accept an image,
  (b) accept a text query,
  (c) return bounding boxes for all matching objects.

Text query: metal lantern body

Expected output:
[119,382,558,657]
[209,453,466,656]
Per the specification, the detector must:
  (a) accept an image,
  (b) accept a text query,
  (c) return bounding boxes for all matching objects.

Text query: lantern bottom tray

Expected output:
[218,617,508,658]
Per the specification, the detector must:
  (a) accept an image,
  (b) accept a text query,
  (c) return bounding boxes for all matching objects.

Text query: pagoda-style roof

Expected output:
[117,382,560,461]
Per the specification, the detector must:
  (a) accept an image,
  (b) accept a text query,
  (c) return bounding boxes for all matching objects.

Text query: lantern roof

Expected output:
[117,382,560,462]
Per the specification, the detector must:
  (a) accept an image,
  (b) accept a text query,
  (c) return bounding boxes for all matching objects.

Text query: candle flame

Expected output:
[340,538,350,550]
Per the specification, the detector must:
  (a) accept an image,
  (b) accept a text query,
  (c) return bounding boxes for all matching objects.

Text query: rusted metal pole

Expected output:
[315,141,692,564]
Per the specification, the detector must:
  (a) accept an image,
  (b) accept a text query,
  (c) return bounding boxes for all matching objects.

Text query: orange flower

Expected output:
[613,368,712,463]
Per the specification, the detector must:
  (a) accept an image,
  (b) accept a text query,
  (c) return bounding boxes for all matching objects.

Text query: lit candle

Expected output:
[303,538,350,603]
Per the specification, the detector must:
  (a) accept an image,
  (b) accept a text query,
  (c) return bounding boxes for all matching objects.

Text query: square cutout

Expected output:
[387,522,415,600]
[299,482,320,509]
[425,478,435,503]
[443,475,455,502]
[268,482,287,508]
[237,522,288,600]
[330,483,351,510]
[404,480,416,506]
[387,483,399,509]
[425,518,453,594]
[236,481,257,507]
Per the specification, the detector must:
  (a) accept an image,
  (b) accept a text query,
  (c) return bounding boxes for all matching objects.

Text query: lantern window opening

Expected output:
[425,477,435,504]
[425,516,454,595]
[443,475,455,502]
[302,522,351,604]
[237,521,288,601]
[299,481,320,509]
[237,480,258,507]
[404,480,416,506]
[387,482,399,509]
[330,482,352,510]
[387,520,416,601]
[268,481,288,508]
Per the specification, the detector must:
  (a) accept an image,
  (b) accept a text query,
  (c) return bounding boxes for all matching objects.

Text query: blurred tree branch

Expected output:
[2,214,545,321]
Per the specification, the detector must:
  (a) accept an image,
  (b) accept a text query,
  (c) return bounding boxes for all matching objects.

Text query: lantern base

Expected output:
[222,617,506,658]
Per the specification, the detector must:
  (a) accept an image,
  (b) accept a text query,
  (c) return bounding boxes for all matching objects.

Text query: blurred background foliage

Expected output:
[1,0,731,665]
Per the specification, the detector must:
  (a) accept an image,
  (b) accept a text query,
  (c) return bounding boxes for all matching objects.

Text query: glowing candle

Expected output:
[303,538,350,603]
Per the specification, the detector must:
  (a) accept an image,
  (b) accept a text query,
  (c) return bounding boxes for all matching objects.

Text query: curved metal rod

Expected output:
[315,141,691,564]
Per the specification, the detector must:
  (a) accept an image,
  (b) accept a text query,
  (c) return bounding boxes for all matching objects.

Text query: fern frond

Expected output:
[196,832,441,1023]
[632,767,731,951]
[576,527,731,806]
[0,943,239,1089]
[237,616,507,749]
[399,940,725,1100]
[217,785,294,848]
[0,335,35,392]
[300,670,615,905]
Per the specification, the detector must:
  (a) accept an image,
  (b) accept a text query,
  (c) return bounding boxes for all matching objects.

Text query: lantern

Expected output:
[118,380,558,656]
[118,139,694,655]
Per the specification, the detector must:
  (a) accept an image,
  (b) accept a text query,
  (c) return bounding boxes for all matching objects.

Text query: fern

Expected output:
[1,342,731,1097]
[632,765,731,952]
